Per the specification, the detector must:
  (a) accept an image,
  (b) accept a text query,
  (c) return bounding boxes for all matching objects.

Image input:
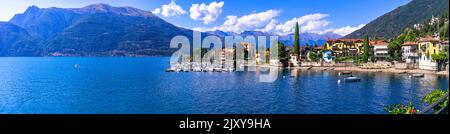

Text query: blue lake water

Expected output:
[0,57,448,114]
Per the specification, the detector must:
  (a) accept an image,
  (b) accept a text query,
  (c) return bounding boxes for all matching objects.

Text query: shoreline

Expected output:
[253,64,449,76]
[286,66,449,76]
[332,67,449,76]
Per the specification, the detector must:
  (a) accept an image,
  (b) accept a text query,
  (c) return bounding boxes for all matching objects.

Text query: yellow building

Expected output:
[325,39,364,57]
[418,36,441,60]
[418,36,441,70]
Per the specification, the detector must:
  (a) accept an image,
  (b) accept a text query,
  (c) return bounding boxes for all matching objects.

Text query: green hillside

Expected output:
[345,0,449,39]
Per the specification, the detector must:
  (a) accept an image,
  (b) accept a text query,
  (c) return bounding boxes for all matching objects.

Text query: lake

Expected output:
[0,57,448,114]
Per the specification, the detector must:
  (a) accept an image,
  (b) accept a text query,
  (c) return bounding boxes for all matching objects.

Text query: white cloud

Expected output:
[189,1,224,24]
[152,0,187,17]
[271,13,330,35]
[194,9,280,33]
[194,11,364,36]
[321,24,365,36]
[152,8,161,14]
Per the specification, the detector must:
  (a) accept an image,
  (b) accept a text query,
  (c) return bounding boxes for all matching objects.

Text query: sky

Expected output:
[0,0,411,36]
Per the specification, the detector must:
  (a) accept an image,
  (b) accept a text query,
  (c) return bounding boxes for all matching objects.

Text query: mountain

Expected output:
[6,3,192,56]
[345,0,449,39]
[278,32,341,46]
[239,31,275,37]
[204,30,341,46]
[0,22,40,56]
[9,4,156,40]
[0,3,340,57]
[205,30,238,37]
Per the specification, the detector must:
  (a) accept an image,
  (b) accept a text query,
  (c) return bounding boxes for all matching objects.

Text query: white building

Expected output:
[289,54,299,67]
[402,42,419,63]
[371,40,389,61]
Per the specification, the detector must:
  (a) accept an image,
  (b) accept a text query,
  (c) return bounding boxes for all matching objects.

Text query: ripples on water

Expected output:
[0,57,448,114]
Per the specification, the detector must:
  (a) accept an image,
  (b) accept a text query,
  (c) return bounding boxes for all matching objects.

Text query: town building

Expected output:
[324,39,364,57]
[370,40,389,61]
[418,36,441,70]
[402,41,419,63]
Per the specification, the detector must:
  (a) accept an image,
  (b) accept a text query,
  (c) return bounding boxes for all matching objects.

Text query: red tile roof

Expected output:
[369,40,389,46]
[327,38,364,43]
[402,41,418,46]
[419,36,440,42]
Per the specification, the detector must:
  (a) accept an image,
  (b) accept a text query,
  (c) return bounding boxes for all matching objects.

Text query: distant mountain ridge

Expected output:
[4,3,193,56]
[0,22,39,56]
[205,30,342,46]
[0,3,343,56]
[345,0,449,39]
[5,2,434,56]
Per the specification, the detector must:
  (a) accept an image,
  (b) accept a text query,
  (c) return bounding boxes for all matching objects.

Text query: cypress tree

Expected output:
[363,35,370,62]
[293,22,300,55]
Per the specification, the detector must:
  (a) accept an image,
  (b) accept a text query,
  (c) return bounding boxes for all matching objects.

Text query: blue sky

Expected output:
[0,0,411,36]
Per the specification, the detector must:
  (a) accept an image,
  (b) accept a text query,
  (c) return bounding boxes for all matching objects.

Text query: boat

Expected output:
[341,71,352,75]
[214,68,222,72]
[205,67,214,72]
[398,71,408,74]
[412,73,424,77]
[165,67,177,72]
[344,76,361,82]
[192,67,202,72]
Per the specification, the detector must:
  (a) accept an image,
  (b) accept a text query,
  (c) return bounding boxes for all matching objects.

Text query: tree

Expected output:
[265,48,270,64]
[431,52,449,71]
[293,22,300,55]
[277,42,289,62]
[362,35,370,62]
[403,28,417,42]
[308,52,320,62]
[388,39,402,61]
[440,22,449,40]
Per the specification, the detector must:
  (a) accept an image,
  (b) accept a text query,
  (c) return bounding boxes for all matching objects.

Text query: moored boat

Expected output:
[341,71,352,75]
[412,73,424,77]
[344,76,361,82]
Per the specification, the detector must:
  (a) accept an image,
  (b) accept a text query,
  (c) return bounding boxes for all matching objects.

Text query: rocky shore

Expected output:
[284,66,449,76]
[253,64,449,76]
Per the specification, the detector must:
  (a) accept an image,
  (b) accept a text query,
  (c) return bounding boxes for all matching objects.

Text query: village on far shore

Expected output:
[168,16,449,76]
[264,35,449,75]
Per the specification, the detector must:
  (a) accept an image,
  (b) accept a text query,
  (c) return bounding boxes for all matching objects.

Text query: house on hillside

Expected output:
[370,40,389,61]
[402,41,419,63]
[324,39,364,57]
[418,36,441,71]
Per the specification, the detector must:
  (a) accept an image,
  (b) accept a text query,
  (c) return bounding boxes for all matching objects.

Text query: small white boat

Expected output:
[221,68,228,72]
[412,73,424,77]
[165,67,177,72]
[341,71,352,75]
[344,77,361,82]
[206,67,214,72]
[193,67,202,72]
[214,68,222,72]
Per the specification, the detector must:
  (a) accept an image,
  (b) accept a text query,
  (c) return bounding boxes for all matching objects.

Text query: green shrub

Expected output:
[384,102,419,114]
[423,89,449,111]
[335,57,352,62]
